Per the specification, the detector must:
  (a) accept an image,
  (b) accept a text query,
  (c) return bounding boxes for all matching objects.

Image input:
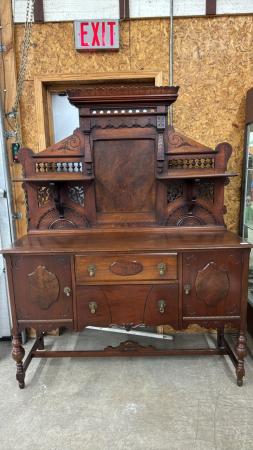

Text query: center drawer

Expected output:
[75,253,178,283]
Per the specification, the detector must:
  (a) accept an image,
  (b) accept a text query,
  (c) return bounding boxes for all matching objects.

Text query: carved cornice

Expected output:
[67,86,179,107]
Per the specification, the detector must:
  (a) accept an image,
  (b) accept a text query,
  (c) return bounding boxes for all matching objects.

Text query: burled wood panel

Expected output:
[14,15,253,236]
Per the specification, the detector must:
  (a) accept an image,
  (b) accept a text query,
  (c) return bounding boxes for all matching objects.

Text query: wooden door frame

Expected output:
[34,71,163,151]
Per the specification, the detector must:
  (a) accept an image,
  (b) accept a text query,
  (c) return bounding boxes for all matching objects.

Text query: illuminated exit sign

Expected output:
[74,20,119,51]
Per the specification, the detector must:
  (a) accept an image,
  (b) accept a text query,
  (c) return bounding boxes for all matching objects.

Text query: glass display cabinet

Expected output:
[240,87,253,337]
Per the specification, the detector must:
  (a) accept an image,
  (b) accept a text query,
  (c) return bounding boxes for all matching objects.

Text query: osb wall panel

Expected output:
[14,16,253,234]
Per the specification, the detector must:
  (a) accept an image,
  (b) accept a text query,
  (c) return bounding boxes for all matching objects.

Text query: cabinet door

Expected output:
[11,255,73,320]
[183,251,242,318]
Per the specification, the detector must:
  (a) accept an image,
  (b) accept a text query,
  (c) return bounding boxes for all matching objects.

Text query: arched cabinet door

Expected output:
[182,251,242,319]
[11,255,73,321]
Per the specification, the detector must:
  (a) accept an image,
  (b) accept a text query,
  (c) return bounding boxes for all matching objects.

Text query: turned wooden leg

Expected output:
[235,331,247,387]
[12,334,25,389]
[36,330,45,350]
[217,325,224,348]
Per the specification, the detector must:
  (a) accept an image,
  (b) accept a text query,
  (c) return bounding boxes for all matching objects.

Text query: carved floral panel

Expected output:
[167,184,183,204]
[68,186,84,206]
[37,187,54,207]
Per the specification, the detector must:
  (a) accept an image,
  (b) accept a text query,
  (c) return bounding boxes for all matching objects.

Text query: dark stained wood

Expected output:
[119,0,130,20]
[68,86,179,108]
[2,230,251,254]
[76,286,111,330]
[94,139,155,213]
[26,265,60,310]
[245,87,253,125]
[11,255,73,321]
[206,0,216,15]
[1,86,252,388]
[34,0,44,22]
[183,251,242,318]
[12,334,25,389]
[75,253,178,282]
[195,262,230,307]
[31,344,232,358]
[102,285,152,325]
[110,260,143,276]
[144,284,178,327]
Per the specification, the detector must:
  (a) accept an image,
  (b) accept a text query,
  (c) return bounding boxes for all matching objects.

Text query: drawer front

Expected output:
[77,284,178,331]
[75,253,178,283]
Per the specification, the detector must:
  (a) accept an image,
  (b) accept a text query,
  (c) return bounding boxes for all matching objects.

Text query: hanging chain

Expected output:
[11,0,35,146]
[6,0,15,116]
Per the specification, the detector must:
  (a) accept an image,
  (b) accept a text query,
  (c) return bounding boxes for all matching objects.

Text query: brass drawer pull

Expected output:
[158,263,166,276]
[184,284,191,295]
[89,302,97,314]
[158,300,166,313]
[88,264,96,277]
[64,287,71,297]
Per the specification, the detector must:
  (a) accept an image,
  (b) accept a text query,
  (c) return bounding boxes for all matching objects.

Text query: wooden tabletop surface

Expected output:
[1,230,252,254]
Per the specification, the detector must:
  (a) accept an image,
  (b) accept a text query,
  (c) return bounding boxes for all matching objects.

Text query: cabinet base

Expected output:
[16,332,245,388]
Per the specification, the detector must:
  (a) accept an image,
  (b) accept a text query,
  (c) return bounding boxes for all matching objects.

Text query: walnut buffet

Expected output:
[2,86,251,388]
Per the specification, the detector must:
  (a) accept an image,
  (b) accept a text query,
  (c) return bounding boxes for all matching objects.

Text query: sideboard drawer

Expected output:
[76,284,178,331]
[75,253,178,283]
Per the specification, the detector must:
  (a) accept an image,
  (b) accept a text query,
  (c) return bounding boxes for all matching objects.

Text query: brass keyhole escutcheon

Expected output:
[158,300,166,313]
[88,264,96,277]
[158,263,166,276]
[89,302,97,314]
[184,284,191,295]
[64,287,71,297]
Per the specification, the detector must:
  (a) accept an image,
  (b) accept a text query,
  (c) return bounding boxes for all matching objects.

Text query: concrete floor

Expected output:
[1,329,253,450]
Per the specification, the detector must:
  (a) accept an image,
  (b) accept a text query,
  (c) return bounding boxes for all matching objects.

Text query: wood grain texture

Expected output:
[26,265,60,310]
[183,251,242,318]
[11,255,73,321]
[101,284,151,325]
[94,139,155,213]
[110,260,143,276]
[75,253,178,283]
[14,16,253,234]
[2,230,251,255]
[76,285,111,330]
[144,284,178,327]
[195,262,229,306]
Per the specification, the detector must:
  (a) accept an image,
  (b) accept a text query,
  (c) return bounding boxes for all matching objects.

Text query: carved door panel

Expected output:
[183,251,242,318]
[11,255,73,320]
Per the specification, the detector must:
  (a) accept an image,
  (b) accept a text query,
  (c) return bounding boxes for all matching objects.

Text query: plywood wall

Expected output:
[14,15,253,235]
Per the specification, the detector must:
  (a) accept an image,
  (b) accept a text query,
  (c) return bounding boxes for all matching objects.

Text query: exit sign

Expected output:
[74,20,119,51]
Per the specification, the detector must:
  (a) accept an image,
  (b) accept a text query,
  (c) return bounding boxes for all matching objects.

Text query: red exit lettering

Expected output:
[80,22,89,47]
[78,21,118,49]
